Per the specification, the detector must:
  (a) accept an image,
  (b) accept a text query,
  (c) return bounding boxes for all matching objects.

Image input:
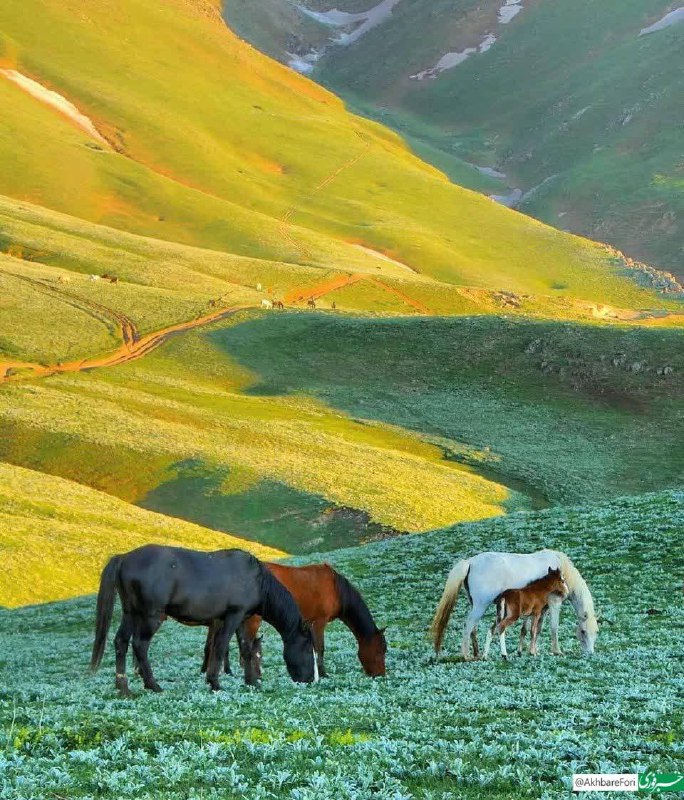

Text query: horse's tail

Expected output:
[430,559,470,654]
[90,555,122,672]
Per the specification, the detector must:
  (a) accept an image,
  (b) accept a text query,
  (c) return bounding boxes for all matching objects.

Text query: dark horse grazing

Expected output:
[90,545,316,695]
[204,562,387,678]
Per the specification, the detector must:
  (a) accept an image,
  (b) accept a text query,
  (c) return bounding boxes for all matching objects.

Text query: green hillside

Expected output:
[0,0,677,304]
[1,490,682,797]
[225,0,683,276]
[0,462,284,607]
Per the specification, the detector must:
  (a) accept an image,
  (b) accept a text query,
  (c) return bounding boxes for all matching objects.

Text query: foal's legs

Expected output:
[114,613,134,696]
[132,614,164,692]
[518,619,528,655]
[205,612,242,691]
[529,612,543,656]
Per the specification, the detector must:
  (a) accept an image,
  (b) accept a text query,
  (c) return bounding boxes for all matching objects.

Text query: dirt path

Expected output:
[284,272,365,304]
[367,277,433,313]
[0,305,242,383]
[12,274,139,346]
[1,268,432,383]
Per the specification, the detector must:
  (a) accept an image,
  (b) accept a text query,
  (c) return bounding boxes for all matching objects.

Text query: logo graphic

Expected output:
[639,772,684,794]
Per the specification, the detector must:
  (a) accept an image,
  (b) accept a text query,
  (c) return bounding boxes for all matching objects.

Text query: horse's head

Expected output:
[358,627,387,677]
[576,611,598,655]
[283,620,317,683]
[241,635,263,687]
[546,567,569,598]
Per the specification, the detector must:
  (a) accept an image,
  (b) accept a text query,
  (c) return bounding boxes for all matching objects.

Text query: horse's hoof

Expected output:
[146,682,163,692]
[115,677,131,697]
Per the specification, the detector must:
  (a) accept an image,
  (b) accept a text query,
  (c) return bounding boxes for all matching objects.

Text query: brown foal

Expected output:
[484,567,569,659]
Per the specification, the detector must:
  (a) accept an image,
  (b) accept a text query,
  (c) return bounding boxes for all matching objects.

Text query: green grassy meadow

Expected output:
[0,490,682,798]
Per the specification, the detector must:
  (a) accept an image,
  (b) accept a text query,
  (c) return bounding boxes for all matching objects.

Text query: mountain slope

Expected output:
[0,0,675,307]
[0,462,284,607]
[224,0,683,276]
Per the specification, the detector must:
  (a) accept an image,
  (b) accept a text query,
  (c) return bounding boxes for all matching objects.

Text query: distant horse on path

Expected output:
[430,550,598,659]
[483,567,569,659]
[307,298,316,309]
[205,562,387,678]
[90,546,317,695]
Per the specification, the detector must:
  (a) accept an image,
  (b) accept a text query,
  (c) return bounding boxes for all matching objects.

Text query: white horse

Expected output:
[430,550,598,658]
[261,299,273,309]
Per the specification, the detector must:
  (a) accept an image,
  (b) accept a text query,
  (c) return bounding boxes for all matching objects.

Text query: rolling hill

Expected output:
[0,0,678,302]
[224,0,684,277]
[0,0,682,602]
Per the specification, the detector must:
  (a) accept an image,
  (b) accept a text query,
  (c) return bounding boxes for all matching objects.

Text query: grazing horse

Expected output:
[484,567,569,659]
[430,549,598,659]
[205,562,387,678]
[90,546,317,695]
[273,300,284,310]
[307,298,316,309]
[261,299,273,309]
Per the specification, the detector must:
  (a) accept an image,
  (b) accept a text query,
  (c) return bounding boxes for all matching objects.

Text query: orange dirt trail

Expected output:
[0,305,243,383]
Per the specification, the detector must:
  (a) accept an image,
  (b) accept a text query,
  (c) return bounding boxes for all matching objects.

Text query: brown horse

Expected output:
[484,567,569,659]
[307,298,316,309]
[205,562,387,678]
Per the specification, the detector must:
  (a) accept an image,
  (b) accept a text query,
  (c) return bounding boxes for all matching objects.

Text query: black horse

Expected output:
[90,545,316,695]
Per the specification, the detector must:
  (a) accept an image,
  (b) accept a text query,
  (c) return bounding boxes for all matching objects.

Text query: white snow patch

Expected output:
[639,7,684,36]
[299,0,402,46]
[479,33,498,52]
[287,52,318,74]
[409,0,523,80]
[476,165,507,179]
[489,187,523,207]
[409,31,499,79]
[410,48,476,80]
[498,0,523,24]
[0,69,109,147]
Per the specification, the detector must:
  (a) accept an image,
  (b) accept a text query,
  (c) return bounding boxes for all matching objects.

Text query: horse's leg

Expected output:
[312,620,328,677]
[548,600,562,655]
[483,621,496,660]
[460,604,484,660]
[518,618,528,656]
[201,624,215,674]
[470,629,480,659]
[114,613,134,696]
[529,613,541,656]
[206,613,241,691]
[132,614,163,692]
[495,605,516,660]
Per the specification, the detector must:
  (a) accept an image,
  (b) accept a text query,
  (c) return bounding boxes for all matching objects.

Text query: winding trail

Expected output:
[0,305,243,383]
[0,269,431,383]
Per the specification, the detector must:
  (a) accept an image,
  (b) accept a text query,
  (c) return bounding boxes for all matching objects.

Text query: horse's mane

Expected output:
[334,570,378,641]
[553,551,598,631]
[258,563,302,640]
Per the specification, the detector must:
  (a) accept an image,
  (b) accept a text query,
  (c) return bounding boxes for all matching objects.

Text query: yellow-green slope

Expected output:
[0,0,671,308]
[0,462,284,607]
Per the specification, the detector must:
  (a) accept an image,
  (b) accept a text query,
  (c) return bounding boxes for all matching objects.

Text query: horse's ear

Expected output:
[548,566,553,574]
